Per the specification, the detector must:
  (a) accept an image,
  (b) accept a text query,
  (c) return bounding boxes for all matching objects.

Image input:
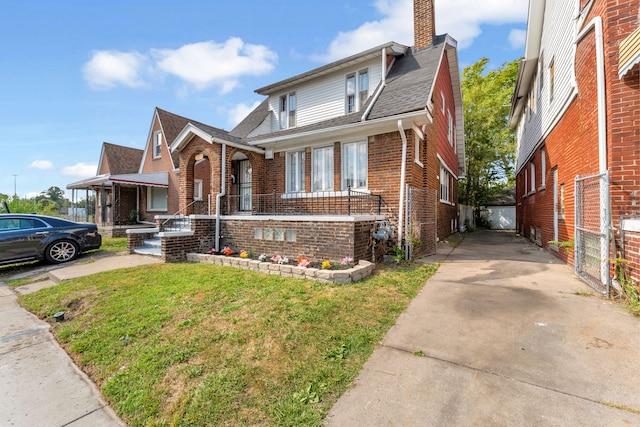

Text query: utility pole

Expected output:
[13,174,17,196]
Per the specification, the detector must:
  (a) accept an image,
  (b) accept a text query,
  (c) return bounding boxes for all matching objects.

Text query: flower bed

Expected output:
[186,253,375,284]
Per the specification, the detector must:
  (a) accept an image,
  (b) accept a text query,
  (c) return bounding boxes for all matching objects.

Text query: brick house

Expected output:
[509,0,640,294]
[155,0,464,263]
[71,0,465,262]
[68,108,207,236]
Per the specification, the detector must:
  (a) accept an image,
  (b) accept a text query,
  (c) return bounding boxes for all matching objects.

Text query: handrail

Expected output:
[161,198,208,227]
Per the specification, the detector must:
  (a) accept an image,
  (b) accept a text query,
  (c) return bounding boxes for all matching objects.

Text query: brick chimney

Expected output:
[414,0,435,49]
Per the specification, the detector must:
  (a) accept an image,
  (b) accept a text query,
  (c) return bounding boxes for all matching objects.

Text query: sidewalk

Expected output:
[0,254,160,427]
[326,230,640,426]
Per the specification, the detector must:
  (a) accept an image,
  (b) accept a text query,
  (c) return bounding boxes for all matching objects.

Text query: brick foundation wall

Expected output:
[220,217,379,263]
[619,227,640,286]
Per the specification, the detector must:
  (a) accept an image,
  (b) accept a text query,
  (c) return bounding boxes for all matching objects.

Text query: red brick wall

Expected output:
[220,218,379,263]
[517,0,639,278]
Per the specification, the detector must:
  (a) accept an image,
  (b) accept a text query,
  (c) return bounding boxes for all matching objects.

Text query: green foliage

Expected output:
[612,254,639,316]
[460,57,520,221]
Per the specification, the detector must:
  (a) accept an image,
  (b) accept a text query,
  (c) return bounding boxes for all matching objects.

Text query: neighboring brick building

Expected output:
[510,0,640,293]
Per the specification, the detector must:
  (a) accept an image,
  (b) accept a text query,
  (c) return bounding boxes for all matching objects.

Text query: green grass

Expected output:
[98,237,127,253]
[19,262,438,426]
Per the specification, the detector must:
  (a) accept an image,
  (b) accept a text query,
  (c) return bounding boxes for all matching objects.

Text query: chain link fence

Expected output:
[405,186,437,259]
[575,172,611,296]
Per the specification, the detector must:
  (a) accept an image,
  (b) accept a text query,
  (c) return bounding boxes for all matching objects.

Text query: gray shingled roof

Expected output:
[368,36,445,120]
[236,36,447,142]
[229,99,269,139]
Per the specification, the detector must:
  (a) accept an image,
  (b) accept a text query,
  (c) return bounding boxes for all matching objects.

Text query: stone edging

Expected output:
[186,253,374,284]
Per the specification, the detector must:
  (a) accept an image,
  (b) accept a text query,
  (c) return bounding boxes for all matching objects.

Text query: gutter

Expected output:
[215,143,227,252]
[397,120,408,249]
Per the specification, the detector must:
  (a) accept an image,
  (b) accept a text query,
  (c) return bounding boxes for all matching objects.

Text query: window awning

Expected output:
[67,172,169,190]
[619,26,640,79]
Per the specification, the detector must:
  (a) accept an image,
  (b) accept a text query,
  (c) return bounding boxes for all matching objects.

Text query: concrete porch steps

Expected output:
[133,236,162,257]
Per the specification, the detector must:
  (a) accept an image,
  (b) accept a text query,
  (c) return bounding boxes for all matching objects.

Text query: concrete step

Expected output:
[133,237,162,256]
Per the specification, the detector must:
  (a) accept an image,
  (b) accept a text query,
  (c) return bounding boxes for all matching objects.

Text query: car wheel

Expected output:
[45,240,79,264]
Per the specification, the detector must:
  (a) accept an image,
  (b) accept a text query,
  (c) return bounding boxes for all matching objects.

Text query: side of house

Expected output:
[510,0,640,291]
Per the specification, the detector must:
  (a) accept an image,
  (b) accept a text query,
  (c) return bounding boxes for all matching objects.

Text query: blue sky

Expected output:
[0,0,528,199]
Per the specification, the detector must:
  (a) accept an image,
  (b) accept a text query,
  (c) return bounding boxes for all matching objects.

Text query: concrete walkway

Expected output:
[0,254,160,427]
[326,231,640,426]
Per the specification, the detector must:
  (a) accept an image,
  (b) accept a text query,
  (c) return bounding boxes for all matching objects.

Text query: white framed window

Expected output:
[286,150,305,193]
[447,110,453,145]
[440,165,452,203]
[345,69,368,113]
[194,180,203,201]
[359,70,369,108]
[147,186,167,211]
[279,92,296,129]
[414,134,423,166]
[342,140,367,190]
[540,149,546,188]
[529,162,536,193]
[312,145,334,191]
[153,131,162,158]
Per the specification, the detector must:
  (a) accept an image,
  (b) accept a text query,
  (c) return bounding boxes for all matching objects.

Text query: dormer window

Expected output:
[280,92,296,129]
[346,69,369,114]
[153,131,162,158]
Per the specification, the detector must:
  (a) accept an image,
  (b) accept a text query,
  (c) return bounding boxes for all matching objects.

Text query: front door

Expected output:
[238,160,252,211]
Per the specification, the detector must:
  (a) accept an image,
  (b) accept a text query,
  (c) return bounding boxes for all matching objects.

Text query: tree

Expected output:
[45,186,66,205]
[460,57,520,225]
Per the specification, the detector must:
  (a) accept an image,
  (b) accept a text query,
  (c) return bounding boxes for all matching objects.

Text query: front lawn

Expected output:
[19,262,437,426]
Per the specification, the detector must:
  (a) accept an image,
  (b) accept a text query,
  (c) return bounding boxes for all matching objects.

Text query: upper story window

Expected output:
[312,145,334,192]
[153,131,162,158]
[346,69,368,114]
[280,92,296,129]
[342,140,367,190]
[286,150,305,193]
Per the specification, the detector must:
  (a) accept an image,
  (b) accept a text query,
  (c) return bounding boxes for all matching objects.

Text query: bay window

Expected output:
[312,146,334,191]
[342,141,367,190]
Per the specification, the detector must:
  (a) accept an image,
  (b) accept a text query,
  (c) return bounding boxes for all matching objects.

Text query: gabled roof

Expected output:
[229,99,269,139]
[255,42,408,95]
[98,142,143,175]
[368,35,446,120]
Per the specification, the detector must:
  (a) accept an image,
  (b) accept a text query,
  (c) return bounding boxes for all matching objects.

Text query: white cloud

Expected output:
[508,28,527,49]
[225,101,262,128]
[83,50,148,89]
[28,160,53,170]
[314,0,529,62]
[152,38,277,94]
[61,162,97,178]
[83,37,277,95]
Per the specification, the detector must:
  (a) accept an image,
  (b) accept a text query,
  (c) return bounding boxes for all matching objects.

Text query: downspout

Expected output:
[361,47,388,122]
[397,120,408,248]
[574,16,609,292]
[215,143,227,252]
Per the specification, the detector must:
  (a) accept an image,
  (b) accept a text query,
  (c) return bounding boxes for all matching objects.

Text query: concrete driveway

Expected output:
[327,230,640,426]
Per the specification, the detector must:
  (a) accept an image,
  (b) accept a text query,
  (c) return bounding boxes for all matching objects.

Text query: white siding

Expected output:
[516,0,577,171]
[252,57,383,137]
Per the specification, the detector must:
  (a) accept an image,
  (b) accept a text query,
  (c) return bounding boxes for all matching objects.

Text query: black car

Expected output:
[0,214,102,265]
